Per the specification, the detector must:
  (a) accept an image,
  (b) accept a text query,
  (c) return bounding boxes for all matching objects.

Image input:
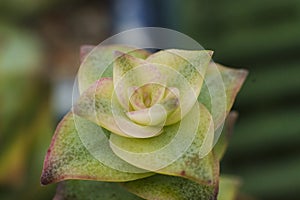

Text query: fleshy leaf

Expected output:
[114,63,199,126]
[129,83,166,109]
[126,104,168,126]
[198,63,247,146]
[72,114,149,174]
[40,112,152,185]
[113,52,206,125]
[198,63,248,129]
[213,112,238,161]
[146,49,213,89]
[78,45,150,94]
[74,77,128,137]
[147,49,213,125]
[109,103,216,172]
[126,86,179,126]
[114,60,180,128]
[113,51,148,110]
[54,180,143,200]
[73,78,163,138]
[155,106,218,184]
[122,174,218,200]
[218,176,241,200]
[157,151,217,185]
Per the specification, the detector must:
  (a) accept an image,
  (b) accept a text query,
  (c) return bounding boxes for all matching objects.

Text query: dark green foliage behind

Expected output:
[172,0,300,199]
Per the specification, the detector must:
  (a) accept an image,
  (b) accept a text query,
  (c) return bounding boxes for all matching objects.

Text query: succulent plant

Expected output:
[41,45,247,200]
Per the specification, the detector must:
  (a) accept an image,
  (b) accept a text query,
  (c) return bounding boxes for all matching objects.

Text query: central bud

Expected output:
[126,83,179,126]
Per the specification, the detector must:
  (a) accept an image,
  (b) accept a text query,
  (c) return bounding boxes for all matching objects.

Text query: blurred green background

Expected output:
[0,0,299,199]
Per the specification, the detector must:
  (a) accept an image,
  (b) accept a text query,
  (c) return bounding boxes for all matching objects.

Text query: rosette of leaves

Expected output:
[41,45,248,200]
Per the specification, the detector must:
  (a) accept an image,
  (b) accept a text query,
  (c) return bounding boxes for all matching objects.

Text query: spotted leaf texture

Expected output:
[78,45,150,94]
[41,112,153,185]
[122,174,218,200]
[54,180,143,200]
[41,45,247,200]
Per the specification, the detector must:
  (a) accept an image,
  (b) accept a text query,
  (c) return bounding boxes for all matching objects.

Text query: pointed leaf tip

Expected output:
[80,45,95,62]
[78,45,151,93]
[113,50,126,57]
[40,112,153,185]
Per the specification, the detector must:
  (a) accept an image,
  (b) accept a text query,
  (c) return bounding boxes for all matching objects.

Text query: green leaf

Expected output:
[109,103,217,179]
[122,174,218,200]
[74,78,163,138]
[147,49,213,125]
[128,83,166,111]
[78,45,150,94]
[218,176,241,200]
[146,49,212,83]
[72,114,149,174]
[213,112,238,161]
[112,52,188,127]
[198,63,248,129]
[155,107,219,185]
[40,112,153,185]
[158,152,218,185]
[54,180,143,200]
[74,77,129,137]
[113,51,148,110]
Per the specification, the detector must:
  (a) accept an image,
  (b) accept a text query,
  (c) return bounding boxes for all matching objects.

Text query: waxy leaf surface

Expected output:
[41,112,153,185]
[78,45,150,94]
[110,103,217,177]
[122,174,217,200]
[54,180,143,200]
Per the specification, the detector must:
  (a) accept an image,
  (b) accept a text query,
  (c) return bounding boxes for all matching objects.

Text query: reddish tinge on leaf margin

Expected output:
[40,112,153,185]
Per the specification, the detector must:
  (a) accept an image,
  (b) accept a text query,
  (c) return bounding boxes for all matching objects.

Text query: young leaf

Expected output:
[78,45,150,94]
[147,49,213,125]
[74,78,163,138]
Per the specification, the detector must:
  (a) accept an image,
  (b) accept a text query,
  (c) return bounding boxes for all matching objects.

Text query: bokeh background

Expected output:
[1,0,299,199]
